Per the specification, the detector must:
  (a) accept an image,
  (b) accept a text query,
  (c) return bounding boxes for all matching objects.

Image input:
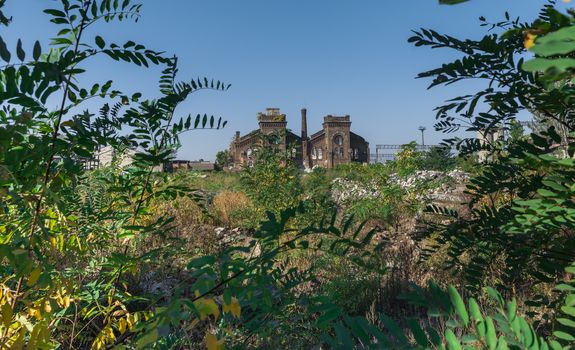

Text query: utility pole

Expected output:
[418,126,426,147]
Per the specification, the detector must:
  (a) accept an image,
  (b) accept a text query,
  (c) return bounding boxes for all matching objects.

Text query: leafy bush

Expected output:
[240,134,303,218]
[0,1,233,347]
[323,260,575,349]
[409,0,575,338]
[420,146,457,172]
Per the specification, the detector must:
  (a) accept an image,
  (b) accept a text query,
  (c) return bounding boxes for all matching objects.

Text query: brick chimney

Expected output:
[301,108,310,169]
[301,108,308,139]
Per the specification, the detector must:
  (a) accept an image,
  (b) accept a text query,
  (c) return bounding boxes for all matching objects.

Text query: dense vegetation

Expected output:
[0,0,575,349]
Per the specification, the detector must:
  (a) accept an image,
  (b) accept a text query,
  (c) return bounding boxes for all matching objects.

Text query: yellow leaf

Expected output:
[524,33,537,50]
[118,317,127,334]
[205,333,225,350]
[1,303,13,328]
[194,297,220,321]
[44,300,52,313]
[28,306,42,320]
[27,267,42,287]
[126,313,136,331]
[62,295,71,308]
[223,297,241,319]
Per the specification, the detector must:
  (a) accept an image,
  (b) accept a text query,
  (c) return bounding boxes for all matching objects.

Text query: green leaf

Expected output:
[187,256,216,269]
[439,0,470,4]
[68,90,77,103]
[562,306,575,317]
[334,323,354,349]
[445,329,462,350]
[90,84,100,95]
[554,331,575,342]
[486,317,497,350]
[469,298,483,322]
[33,41,41,61]
[523,58,575,73]
[557,318,575,329]
[486,287,504,307]
[496,337,509,350]
[556,284,575,292]
[91,0,98,17]
[316,306,340,328]
[506,299,517,322]
[0,36,11,62]
[43,9,66,17]
[408,319,429,347]
[136,328,159,348]
[448,286,469,327]
[380,314,409,344]
[95,36,105,49]
[531,26,575,56]
[16,39,25,61]
[537,189,556,197]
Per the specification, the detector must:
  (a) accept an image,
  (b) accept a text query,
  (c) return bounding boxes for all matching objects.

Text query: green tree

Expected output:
[508,119,525,143]
[240,133,302,217]
[420,146,456,171]
[215,149,230,170]
[391,141,423,177]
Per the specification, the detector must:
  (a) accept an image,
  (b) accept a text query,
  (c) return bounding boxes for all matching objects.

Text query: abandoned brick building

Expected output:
[229,108,369,169]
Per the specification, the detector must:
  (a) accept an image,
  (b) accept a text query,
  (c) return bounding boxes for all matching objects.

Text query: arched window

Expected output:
[246,148,253,158]
[333,135,343,146]
[311,148,317,159]
[318,148,323,160]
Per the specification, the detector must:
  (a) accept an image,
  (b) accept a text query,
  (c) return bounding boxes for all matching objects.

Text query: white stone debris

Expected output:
[331,178,380,204]
[331,169,470,205]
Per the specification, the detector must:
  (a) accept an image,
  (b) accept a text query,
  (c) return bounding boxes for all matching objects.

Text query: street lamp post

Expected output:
[418,126,426,147]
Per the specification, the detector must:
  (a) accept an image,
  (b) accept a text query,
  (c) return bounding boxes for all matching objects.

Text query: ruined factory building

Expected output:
[229,108,370,170]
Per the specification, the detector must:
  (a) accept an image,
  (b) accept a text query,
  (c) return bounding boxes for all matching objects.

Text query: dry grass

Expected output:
[212,191,252,227]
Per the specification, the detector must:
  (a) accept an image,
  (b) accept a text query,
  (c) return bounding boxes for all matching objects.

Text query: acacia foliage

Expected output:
[415,0,575,345]
[0,0,233,348]
[323,1,575,348]
[408,0,575,296]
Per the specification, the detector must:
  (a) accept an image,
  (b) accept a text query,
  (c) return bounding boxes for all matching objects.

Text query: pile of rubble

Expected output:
[397,170,469,203]
[214,226,249,248]
[331,169,470,205]
[331,178,380,204]
[389,169,469,189]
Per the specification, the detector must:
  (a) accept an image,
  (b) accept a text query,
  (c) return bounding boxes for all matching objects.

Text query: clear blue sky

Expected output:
[3,1,567,160]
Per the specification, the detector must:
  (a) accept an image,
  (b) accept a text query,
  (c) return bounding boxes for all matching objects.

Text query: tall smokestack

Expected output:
[301,108,308,139]
[301,108,310,169]
[235,131,240,141]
